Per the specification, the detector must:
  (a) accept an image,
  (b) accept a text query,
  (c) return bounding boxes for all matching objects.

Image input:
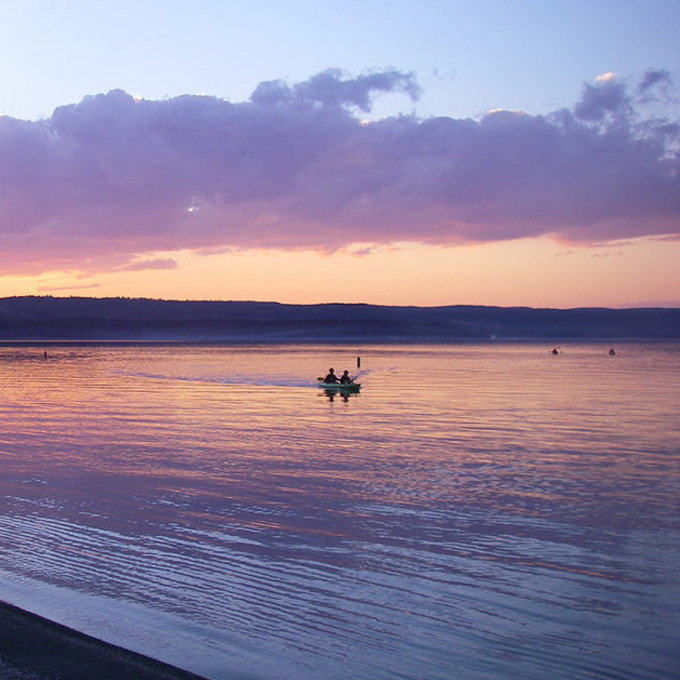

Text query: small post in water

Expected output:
[357,356,361,368]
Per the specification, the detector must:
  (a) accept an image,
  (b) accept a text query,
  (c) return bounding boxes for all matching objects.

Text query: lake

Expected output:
[0,342,678,680]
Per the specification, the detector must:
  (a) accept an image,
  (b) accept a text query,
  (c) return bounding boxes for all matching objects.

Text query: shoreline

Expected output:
[0,600,210,680]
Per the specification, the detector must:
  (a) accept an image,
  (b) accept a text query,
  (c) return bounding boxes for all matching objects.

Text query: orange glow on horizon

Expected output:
[0,236,678,309]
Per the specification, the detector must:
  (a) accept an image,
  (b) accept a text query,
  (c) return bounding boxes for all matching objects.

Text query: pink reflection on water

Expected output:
[0,343,678,680]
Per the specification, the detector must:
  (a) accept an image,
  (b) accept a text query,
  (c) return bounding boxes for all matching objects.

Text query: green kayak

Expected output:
[317,380,361,391]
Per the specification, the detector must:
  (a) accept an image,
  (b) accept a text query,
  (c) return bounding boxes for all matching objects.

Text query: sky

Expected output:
[0,0,679,308]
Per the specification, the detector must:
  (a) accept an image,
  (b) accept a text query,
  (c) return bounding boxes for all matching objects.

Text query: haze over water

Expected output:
[0,343,677,680]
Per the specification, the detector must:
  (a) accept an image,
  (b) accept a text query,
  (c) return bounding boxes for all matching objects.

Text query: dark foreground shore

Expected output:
[0,600,210,680]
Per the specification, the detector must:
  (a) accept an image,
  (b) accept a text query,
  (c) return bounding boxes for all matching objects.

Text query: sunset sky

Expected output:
[1,0,679,308]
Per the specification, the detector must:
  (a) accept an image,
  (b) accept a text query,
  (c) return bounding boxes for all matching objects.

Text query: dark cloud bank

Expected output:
[0,68,678,275]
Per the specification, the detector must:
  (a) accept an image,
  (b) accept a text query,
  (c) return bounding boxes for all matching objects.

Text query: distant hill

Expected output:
[0,296,678,341]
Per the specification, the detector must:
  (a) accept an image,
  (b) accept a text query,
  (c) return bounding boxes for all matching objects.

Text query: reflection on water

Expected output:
[0,343,678,680]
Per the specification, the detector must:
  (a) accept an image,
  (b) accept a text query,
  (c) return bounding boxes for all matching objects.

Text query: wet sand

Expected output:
[0,600,210,680]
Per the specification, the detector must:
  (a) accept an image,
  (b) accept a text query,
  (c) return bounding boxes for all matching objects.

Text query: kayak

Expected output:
[317,380,361,391]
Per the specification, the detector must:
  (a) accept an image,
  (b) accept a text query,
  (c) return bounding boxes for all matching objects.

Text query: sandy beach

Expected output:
[0,600,209,680]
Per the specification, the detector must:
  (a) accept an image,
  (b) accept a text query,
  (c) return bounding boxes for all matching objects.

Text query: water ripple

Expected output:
[0,343,677,680]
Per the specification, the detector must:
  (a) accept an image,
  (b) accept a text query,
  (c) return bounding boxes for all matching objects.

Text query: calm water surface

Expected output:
[0,343,678,680]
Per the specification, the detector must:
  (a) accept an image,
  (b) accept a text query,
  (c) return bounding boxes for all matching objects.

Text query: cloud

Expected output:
[37,283,102,293]
[574,75,630,122]
[250,67,421,111]
[0,68,678,275]
[116,257,178,272]
[638,68,671,93]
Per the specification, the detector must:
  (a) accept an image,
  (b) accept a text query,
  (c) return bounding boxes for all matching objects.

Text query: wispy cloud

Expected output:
[116,258,178,272]
[37,283,102,293]
[0,67,678,276]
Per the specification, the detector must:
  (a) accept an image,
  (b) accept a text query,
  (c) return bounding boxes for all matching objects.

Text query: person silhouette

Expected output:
[323,368,339,383]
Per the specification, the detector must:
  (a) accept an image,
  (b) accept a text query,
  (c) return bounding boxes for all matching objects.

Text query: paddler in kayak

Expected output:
[339,370,354,384]
[323,368,340,383]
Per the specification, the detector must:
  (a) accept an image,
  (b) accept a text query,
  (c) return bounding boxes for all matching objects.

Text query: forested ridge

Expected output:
[0,296,678,341]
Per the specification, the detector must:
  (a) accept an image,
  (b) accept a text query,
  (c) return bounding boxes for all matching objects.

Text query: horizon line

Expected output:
[2,294,679,312]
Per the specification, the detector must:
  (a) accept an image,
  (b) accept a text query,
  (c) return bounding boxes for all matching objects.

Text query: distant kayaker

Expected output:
[339,370,354,384]
[324,368,340,383]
